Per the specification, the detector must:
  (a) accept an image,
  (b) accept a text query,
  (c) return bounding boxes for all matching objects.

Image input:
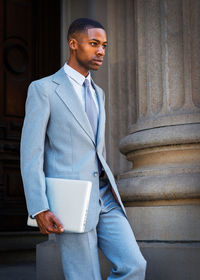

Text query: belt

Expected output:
[99,170,105,178]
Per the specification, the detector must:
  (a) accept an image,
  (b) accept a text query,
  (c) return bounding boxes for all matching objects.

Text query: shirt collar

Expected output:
[64,63,91,86]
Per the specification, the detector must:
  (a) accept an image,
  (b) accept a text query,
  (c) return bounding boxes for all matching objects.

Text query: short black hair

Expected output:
[67,18,105,41]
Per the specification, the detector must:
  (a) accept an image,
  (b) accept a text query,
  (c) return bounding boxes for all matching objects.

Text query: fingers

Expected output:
[35,210,64,234]
[50,214,64,232]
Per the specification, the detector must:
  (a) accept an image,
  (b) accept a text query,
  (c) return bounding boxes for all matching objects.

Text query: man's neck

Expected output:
[67,59,89,77]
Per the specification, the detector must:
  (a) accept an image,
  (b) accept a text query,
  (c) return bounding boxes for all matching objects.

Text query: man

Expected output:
[21,18,146,279]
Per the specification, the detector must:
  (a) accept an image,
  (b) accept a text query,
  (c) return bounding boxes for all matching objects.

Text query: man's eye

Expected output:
[90,42,97,46]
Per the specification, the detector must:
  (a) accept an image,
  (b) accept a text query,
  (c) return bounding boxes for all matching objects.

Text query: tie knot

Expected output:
[83,79,90,88]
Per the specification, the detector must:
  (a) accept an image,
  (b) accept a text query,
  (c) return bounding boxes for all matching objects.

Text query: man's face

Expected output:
[71,28,107,72]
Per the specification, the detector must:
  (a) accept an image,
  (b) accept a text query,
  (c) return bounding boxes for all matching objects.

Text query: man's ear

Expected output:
[68,38,78,50]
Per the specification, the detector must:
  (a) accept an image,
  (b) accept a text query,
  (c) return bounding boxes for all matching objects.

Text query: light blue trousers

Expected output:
[56,180,147,279]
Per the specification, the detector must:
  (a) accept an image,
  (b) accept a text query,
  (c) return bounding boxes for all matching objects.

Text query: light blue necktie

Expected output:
[84,78,102,174]
[84,79,98,141]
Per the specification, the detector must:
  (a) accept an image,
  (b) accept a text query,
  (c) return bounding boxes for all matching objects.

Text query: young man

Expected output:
[21,18,146,279]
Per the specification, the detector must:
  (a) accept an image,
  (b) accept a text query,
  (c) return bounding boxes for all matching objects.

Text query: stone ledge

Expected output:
[118,173,200,201]
[139,241,200,280]
[126,205,200,241]
[0,231,47,252]
[120,123,200,153]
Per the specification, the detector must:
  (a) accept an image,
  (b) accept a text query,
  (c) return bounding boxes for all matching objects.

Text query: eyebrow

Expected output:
[89,38,108,44]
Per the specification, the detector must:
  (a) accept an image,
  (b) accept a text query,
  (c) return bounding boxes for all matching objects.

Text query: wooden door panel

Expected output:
[0,0,60,231]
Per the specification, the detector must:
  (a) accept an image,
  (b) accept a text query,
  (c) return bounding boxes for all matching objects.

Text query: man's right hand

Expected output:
[35,210,64,234]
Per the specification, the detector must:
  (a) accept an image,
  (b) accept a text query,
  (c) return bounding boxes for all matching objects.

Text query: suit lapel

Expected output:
[91,80,105,147]
[52,67,96,145]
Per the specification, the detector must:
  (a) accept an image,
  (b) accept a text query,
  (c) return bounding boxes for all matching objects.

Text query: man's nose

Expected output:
[96,46,105,56]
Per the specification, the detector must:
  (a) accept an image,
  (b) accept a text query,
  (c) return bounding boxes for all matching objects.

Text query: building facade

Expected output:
[1,0,200,279]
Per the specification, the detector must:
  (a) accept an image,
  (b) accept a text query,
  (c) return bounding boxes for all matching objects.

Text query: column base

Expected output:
[140,241,200,280]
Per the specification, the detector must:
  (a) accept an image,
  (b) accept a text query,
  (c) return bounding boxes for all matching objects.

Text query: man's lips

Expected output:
[92,59,103,65]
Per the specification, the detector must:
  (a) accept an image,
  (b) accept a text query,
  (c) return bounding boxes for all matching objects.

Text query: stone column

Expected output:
[118,0,200,279]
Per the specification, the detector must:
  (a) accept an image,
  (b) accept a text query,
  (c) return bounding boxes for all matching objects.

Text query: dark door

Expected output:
[0,0,60,231]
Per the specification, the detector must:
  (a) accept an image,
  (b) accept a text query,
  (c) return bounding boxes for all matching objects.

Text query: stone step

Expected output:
[0,231,48,252]
[0,231,47,280]
[0,249,36,265]
[0,249,36,280]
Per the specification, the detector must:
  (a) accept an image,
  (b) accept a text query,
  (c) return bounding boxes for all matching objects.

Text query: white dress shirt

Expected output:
[64,63,99,115]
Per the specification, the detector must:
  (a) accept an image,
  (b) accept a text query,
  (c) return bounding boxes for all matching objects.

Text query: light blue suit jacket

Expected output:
[20,67,126,232]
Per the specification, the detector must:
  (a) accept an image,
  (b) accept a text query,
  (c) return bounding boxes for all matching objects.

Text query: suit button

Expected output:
[93,171,98,177]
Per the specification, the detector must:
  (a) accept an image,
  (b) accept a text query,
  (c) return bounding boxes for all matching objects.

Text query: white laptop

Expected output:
[27,177,92,233]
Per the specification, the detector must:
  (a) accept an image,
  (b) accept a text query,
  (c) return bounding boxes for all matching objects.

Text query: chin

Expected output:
[90,65,100,71]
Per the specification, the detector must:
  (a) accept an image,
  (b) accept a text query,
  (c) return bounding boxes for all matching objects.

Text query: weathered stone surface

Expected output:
[141,242,200,280]
[126,206,200,241]
[118,1,200,280]
[118,0,200,211]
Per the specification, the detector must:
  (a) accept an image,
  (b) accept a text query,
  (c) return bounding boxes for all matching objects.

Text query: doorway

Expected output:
[0,0,61,231]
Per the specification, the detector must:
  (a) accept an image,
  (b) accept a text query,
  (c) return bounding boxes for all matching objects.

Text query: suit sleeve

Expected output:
[20,81,50,217]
